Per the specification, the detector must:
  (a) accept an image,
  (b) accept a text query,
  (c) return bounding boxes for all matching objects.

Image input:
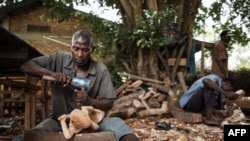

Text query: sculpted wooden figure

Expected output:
[58,106,105,139]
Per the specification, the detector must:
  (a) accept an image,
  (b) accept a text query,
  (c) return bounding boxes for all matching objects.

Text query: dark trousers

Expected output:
[183,87,221,113]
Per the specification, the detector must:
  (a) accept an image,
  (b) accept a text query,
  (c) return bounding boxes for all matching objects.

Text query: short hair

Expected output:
[220,30,233,37]
[71,29,94,47]
[222,77,236,91]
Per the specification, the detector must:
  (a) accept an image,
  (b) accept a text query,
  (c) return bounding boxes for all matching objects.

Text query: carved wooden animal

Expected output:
[58,106,104,139]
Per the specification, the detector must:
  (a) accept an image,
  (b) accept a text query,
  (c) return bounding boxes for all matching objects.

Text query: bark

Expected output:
[149,47,158,80]
[115,79,133,96]
[119,0,134,28]
[137,48,146,77]
[147,0,158,12]
[154,46,170,75]
[121,72,164,84]
[117,0,201,82]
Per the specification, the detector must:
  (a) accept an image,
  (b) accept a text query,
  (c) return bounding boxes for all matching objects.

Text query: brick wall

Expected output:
[8,5,91,55]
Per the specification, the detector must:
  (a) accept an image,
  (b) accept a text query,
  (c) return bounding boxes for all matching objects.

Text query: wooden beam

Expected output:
[0,78,40,90]
[168,58,187,66]
[24,130,116,141]
[41,79,49,120]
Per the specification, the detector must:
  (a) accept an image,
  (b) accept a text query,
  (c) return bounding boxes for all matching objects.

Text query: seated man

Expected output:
[179,74,238,126]
[13,29,140,141]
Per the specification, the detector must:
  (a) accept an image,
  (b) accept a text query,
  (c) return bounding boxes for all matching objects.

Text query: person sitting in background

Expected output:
[179,74,238,126]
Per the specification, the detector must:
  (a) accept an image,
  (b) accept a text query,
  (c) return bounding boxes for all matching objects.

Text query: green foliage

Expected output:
[236,66,250,71]
[42,1,76,23]
[0,0,18,7]
[104,61,123,89]
[196,0,250,47]
[131,9,178,49]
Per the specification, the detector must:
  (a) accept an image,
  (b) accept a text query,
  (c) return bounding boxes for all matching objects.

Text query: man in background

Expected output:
[211,30,233,78]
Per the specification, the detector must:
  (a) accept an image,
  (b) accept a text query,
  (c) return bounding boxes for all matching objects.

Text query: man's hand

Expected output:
[74,88,91,105]
[52,72,72,87]
[225,92,238,100]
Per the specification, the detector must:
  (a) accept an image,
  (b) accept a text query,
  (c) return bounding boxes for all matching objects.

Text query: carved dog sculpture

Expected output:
[58,106,105,139]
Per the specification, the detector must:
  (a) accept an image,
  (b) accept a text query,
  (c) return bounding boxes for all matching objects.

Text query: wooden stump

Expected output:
[170,108,203,123]
[23,130,116,141]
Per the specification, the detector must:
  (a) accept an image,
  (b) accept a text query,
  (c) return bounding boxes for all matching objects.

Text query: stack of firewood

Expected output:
[107,80,169,119]
[107,72,205,124]
[107,72,186,119]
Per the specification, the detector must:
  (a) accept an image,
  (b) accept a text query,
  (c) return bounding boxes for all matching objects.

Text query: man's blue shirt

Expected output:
[179,74,222,108]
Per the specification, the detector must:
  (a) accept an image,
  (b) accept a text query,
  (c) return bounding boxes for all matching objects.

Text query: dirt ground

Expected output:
[126,116,225,141]
[1,114,249,141]
[1,102,250,141]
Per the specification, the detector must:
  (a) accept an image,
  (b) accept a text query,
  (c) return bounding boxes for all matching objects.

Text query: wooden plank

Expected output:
[24,76,38,129]
[115,79,132,96]
[41,79,48,120]
[0,90,23,95]
[25,95,31,129]
[0,135,14,140]
[0,79,40,90]
[120,72,164,84]
[177,72,188,93]
[0,98,25,102]
[23,130,116,141]
[168,58,187,66]
[31,94,36,128]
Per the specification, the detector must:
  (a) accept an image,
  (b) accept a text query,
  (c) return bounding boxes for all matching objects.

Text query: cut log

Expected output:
[137,101,169,117]
[167,90,203,123]
[177,71,188,93]
[107,106,137,119]
[113,87,145,106]
[127,80,143,88]
[115,79,133,96]
[148,97,161,108]
[139,92,152,110]
[23,130,116,141]
[159,72,171,87]
[157,94,167,103]
[143,82,170,94]
[133,99,145,110]
[120,72,164,84]
[170,108,203,123]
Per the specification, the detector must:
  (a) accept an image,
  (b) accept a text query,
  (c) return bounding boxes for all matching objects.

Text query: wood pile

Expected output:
[107,72,204,123]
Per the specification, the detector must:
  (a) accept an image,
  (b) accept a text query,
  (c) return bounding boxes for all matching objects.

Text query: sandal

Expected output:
[155,121,171,131]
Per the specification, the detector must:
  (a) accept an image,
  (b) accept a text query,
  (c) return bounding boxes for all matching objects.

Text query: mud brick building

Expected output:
[0,0,95,55]
[0,0,105,132]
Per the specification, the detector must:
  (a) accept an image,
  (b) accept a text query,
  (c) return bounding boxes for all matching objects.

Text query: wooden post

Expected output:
[24,75,38,129]
[31,93,36,127]
[200,42,205,76]
[25,94,31,129]
[0,84,3,117]
[41,79,48,120]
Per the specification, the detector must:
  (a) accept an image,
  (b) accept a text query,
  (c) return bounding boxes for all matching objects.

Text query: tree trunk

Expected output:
[116,0,200,82]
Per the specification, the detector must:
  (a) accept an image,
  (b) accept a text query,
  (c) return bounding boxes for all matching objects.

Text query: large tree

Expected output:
[2,0,249,82]
[45,0,202,82]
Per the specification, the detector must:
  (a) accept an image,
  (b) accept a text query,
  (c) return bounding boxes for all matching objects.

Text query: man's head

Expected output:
[220,30,233,43]
[71,29,94,67]
[221,78,235,92]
